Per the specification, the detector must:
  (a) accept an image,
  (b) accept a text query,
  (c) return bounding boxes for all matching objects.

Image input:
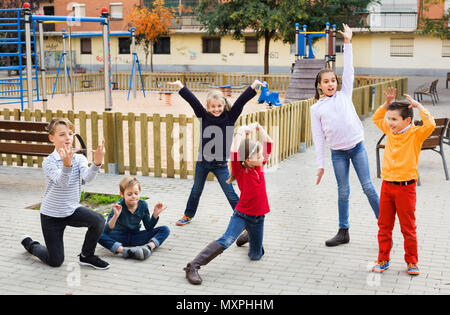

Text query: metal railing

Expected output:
[368,12,417,30]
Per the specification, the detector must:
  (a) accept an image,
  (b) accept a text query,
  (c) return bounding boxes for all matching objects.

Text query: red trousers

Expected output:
[378,181,418,264]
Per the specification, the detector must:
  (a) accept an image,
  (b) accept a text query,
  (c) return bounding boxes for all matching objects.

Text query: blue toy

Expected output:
[257,81,282,106]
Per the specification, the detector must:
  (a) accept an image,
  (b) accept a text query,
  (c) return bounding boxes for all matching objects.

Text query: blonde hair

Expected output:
[226,138,261,183]
[46,118,75,135]
[119,176,141,194]
[206,90,231,112]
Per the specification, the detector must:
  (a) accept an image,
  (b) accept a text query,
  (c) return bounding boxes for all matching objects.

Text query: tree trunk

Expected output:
[264,30,271,75]
[150,41,154,73]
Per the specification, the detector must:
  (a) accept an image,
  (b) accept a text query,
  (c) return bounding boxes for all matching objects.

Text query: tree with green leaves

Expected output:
[195,0,378,74]
[196,0,308,74]
[303,0,379,30]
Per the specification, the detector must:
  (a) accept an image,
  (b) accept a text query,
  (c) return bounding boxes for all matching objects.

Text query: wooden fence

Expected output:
[0,76,408,178]
[0,71,406,98]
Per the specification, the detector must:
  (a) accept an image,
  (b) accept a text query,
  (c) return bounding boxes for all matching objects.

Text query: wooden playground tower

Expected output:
[285,22,337,103]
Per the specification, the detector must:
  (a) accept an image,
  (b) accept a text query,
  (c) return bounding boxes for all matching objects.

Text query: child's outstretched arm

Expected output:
[228,81,263,121]
[168,80,207,118]
[339,24,354,97]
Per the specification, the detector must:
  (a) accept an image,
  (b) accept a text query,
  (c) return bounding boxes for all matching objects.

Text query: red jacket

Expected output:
[231,142,272,216]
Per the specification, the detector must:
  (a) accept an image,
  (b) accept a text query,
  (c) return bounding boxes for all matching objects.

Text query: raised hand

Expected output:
[153,202,168,218]
[338,24,352,43]
[168,80,184,90]
[92,139,105,166]
[58,143,75,167]
[251,80,267,90]
[112,202,122,218]
[404,94,424,110]
[383,87,397,106]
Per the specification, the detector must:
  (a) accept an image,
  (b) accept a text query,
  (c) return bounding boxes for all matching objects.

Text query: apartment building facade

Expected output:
[34,0,450,75]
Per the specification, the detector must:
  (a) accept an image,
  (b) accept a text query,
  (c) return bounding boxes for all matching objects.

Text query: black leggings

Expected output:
[30,207,105,267]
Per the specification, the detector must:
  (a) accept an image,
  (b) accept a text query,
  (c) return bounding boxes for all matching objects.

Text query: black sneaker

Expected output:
[21,235,39,253]
[79,254,110,270]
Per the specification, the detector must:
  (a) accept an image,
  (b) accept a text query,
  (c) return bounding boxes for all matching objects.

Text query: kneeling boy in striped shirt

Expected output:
[21,118,110,270]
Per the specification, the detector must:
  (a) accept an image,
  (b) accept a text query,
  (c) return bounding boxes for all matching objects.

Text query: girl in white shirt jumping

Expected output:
[310,24,379,247]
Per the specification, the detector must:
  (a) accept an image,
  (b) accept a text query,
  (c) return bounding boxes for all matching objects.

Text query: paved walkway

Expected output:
[0,77,449,295]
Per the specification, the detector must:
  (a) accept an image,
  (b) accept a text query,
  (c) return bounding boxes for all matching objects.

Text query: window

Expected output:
[390,38,414,57]
[442,39,450,57]
[202,37,220,54]
[43,6,54,32]
[110,3,123,20]
[118,37,130,54]
[244,37,258,54]
[80,38,91,54]
[154,37,171,54]
[335,38,344,54]
[72,3,85,18]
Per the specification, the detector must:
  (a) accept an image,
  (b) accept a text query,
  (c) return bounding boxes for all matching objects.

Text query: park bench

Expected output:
[413,79,439,105]
[444,120,450,147]
[0,120,87,159]
[376,118,449,182]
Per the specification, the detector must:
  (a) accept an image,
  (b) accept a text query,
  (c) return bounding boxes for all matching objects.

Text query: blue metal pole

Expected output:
[32,18,40,103]
[127,54,136,101]
[52,53,65,98]
[31,15,107,23]
[18,9,24,111]
[136,54,145,98]
[62,31,132,38]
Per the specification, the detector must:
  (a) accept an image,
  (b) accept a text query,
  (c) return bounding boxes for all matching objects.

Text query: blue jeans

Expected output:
[98,226,170,253]
[216,210,265,260]
[331,141,379,229]
[184,161,240,218]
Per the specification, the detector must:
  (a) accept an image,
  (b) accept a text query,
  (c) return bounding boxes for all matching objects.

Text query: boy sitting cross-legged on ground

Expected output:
[371,88,435,276]
[98,176,170,260]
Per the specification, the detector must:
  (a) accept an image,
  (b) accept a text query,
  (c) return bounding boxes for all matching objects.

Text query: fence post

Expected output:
[116,112,125,174]
[103,111,118,174]
[299,102,307,153]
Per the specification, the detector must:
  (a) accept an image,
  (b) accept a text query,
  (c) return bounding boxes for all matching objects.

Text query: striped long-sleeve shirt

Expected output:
[40,150,101,218]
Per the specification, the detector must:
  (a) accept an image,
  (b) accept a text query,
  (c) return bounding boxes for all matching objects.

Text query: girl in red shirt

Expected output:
[183,122,273,285]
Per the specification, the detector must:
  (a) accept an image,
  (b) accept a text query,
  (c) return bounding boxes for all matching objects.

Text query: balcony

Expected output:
[171,15,204,32]
[367,12,418,31]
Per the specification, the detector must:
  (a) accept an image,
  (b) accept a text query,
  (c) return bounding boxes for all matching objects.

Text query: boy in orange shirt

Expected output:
[371,88,435,276]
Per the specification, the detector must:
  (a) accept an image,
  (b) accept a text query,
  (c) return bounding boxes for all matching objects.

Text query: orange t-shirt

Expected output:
[372,107,435,181]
